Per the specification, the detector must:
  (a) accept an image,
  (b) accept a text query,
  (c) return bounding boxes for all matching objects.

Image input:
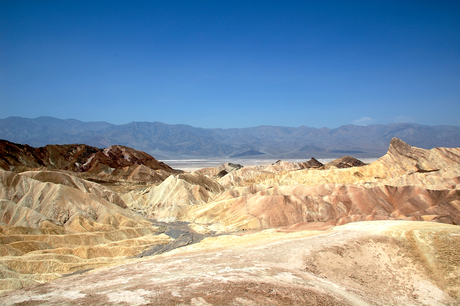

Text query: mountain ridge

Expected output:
[1,116,459,159]
[0,139,176,184]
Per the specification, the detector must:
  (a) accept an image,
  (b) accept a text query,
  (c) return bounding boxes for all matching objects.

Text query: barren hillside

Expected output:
[0,138,459,305]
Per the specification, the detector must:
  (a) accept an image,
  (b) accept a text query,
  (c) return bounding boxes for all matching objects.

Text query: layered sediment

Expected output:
[1,221,459,305]
[0,137,459,304]
[0,168,169,292]
[124,138,460,233]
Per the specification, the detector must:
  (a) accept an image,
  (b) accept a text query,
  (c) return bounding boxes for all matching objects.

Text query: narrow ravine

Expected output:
[134,220,217,258]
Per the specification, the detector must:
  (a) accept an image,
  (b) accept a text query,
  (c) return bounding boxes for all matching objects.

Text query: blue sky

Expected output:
[1,0,459,128]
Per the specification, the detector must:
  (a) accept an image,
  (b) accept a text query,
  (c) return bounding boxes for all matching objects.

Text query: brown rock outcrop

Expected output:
[325,156,365,168]
[0,140,176,181]
[194,162,244,178]
[270,157,324,170]
[80,145,174,173]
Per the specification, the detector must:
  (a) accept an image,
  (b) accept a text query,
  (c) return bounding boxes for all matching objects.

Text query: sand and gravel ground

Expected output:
[1,220,458,306]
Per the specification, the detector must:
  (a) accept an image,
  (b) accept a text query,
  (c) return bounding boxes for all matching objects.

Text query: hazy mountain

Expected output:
[1,116,459,159]
[0,116,114,147]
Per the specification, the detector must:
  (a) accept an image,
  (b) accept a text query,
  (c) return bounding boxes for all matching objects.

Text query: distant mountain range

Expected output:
[1,116,459,159]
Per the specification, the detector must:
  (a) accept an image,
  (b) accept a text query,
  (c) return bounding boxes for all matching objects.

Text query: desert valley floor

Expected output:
[0,137,459,305]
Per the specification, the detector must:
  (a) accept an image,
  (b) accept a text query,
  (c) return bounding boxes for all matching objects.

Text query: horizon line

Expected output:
[2,115,459,130]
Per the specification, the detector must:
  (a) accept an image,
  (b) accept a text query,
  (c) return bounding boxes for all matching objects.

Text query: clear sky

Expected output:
[1,0,459,128]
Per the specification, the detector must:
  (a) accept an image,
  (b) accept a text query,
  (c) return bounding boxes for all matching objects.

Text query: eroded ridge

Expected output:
[0,138,459,303]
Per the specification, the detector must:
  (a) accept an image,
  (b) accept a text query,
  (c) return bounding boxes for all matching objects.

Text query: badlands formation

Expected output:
[0,138,459,305]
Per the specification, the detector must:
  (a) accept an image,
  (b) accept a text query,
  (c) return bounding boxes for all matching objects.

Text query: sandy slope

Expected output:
[0,169,170,292]
[0,137,459,301]
[0,221,458,306]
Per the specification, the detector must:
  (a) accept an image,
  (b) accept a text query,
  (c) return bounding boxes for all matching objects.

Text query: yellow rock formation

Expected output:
[136,138,460,233]
[1,137,459,298]
[0,169,171,292]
